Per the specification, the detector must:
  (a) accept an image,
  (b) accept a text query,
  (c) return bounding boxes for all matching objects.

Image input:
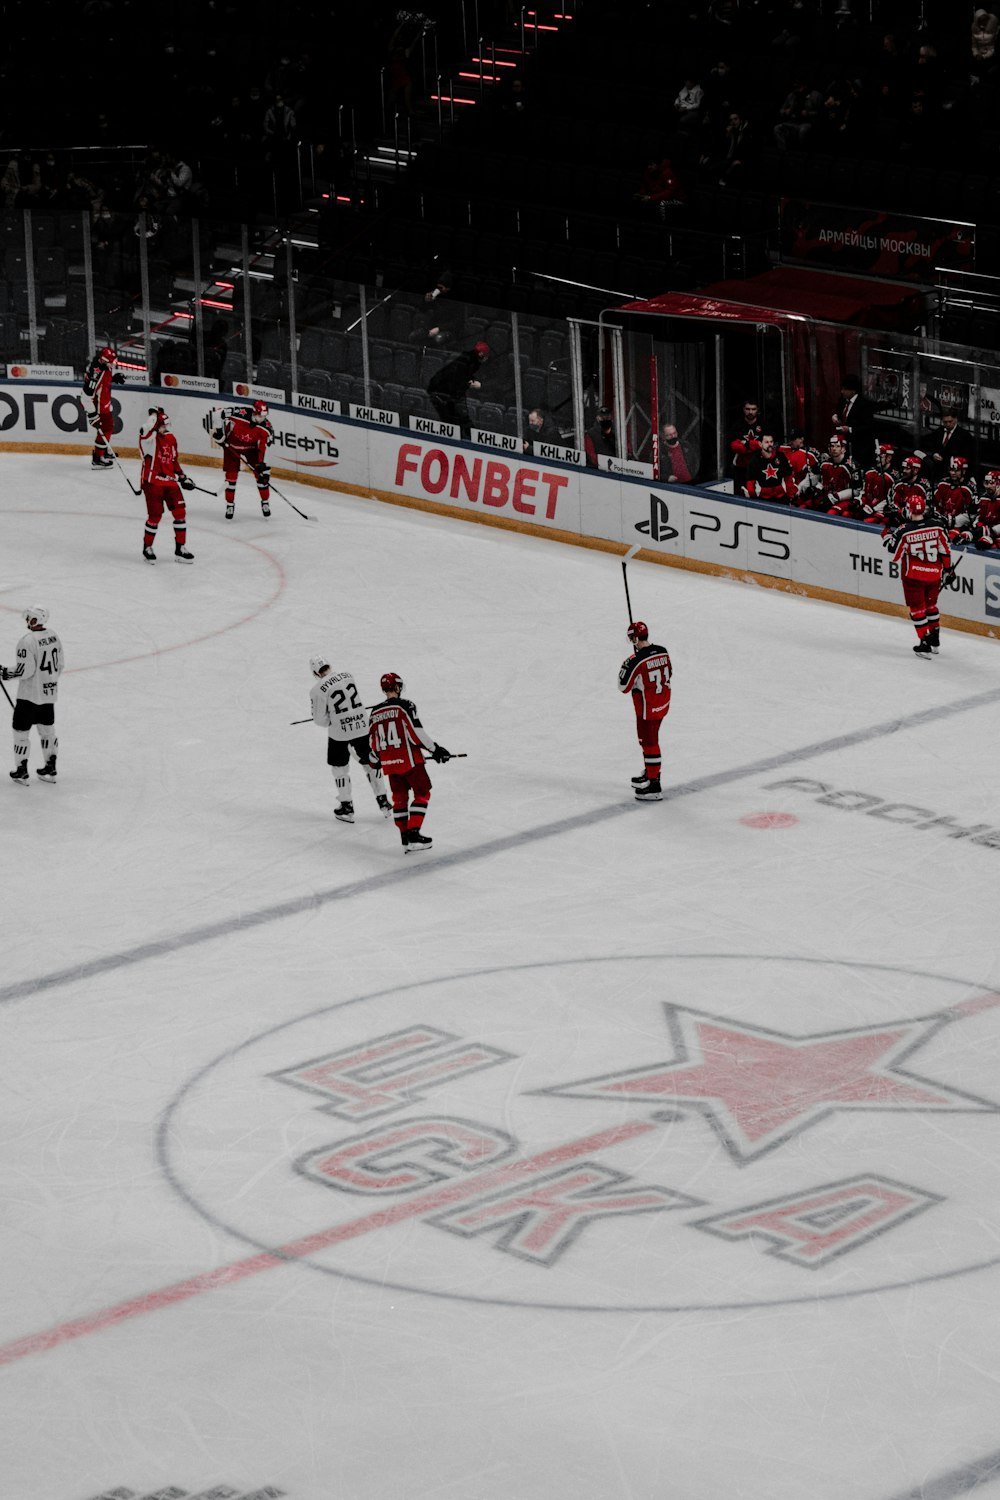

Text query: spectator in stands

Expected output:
[427,342,491,436]
[659,422,693,483]
[525,407,562,448]
[773,80,824,151]
[634,158,685,213]
[729,399,764,495]
[834,375,877,470]
[386,17,421,117]
[674,78,704,129]
[972,9,999,62]
[585,407,618,468]
[926,410,975,484]
[714,111,752,188]
[264,95,297,148]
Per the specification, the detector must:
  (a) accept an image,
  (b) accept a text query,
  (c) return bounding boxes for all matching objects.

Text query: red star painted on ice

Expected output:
[544,1007,1000,1163]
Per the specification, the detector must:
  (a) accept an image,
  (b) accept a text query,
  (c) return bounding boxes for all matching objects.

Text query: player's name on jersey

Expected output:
[533,440,583,465]
[161,372,220,392]
[409,414,459,439]
[232,381,285,404]
[471,428,520,453]
[293,391,341,415]
[5,362,74,380]
[603,455,655,479]
[349,402,400,427]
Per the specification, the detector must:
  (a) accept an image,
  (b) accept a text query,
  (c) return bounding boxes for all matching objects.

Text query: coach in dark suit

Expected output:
[833,375,877,469]
[924,410,975,483]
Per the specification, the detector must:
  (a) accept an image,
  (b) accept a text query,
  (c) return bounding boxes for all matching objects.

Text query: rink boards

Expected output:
[2,377,997,637]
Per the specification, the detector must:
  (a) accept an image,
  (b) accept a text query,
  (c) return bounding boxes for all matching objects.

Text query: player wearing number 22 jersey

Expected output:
[619,621,672,802]
[310,659,390,824]
[369,674,452,853]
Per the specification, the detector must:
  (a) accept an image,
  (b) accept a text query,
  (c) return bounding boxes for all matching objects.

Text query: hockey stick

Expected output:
[0,675,14,710]
[188,481,219,498]
[622,543,640,624]
[107,449,142,497]
[240,455,317,522]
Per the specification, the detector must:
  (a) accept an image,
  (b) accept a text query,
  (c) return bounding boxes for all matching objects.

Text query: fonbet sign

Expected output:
[162,955,1000,1310]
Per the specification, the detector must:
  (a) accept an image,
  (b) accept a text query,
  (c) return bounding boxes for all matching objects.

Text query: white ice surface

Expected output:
[2,454,1000,1500]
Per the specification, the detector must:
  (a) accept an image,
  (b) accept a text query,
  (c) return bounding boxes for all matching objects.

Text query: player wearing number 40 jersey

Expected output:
[619,621,672,801]
[368,674,452,852]
[2,607,64,785]
[310,660,390,824]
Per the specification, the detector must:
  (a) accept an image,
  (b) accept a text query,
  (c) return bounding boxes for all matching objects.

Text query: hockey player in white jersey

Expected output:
[1,606,64,784]
[310,657,391,823]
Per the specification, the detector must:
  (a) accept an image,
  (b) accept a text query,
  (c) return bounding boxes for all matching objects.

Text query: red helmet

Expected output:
[877,443,894,463]
[986,470,1000,490]
[380,672,404,695]
[146,405,169,431]
[906,493,927,520]
[901,455,922,472]
[627,621,648,644]
[474,341,491,360]
[828,433,845,450]
[99,345,115,364]
[252,399,268,416]
[949,454,969,472]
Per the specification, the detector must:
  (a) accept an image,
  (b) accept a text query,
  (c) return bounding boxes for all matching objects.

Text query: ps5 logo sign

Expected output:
[985,562,1000,620]
[635,494,680,544]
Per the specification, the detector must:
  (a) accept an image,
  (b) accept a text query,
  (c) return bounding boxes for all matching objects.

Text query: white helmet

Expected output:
[309,656,329,675]
[25,606,48,628]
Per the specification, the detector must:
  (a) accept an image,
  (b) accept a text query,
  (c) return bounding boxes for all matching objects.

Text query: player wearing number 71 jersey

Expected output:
[619,621,672,802]
[2,606,64,785]
[369,673,452,853]
[310,659,391,824]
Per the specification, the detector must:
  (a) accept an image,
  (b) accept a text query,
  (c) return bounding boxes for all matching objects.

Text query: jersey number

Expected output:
[647,667,668,692]
[331,682,361,714]
[40,647,59,674]
[374,720,401,750]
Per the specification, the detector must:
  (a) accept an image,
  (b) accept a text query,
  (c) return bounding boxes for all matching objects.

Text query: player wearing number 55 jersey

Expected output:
[310,659,390,824]
[888,492,952,657]
[369,674,451,853]
[2,607,64,785]
[619,621,672,802]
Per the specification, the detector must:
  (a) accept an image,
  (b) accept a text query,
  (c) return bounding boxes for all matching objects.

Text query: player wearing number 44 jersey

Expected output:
[619,622,672,801]
[369,674,451,852]
[310,659,390,823]
[2,607,64,784]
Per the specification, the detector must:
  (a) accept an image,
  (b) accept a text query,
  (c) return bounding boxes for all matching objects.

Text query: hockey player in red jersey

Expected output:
[859,443,899,523]
[933,455,977,543]
[888,490,953,656]
[619,621,672,802]
[82,345,124,468]
[973,470,1000,549]
[745,433,792,502]
[368,673,451,852]
[818,434,861,517]
[884,456,929,534]
[139,407,195,563]
[780,430,820,504]
[211,400,274,519]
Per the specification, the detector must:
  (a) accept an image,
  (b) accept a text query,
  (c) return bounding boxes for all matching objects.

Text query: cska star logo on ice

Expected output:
[165,957,1000,1311]
[542,1002,1000,1163]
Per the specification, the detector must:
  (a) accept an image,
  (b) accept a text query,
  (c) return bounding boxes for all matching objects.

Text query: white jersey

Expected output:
[8,628,64,705]
[311,670,368,742]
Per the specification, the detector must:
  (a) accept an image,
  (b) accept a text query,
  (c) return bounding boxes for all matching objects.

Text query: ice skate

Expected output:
[36,756,57,783]
[631,772,650,786]
[174,545,194,563]
[635,778,663,801]
[9,760,29,786]
[376,794,392,819]
[91,454,113,469]
[405,831,434,853]
[143,545,156,564]
[225,501,235,520]
[927,627,940,653]
[913,639,933,657]
[334,801,355,824]
[261,500,271,518]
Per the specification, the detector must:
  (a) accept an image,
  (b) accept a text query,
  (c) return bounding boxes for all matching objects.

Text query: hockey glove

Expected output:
[431,744,451,763]
[368,751,382,772]
[254,463,271,486]
[881,530,898,551]
[179,475,195,490]
[88,411,102,430]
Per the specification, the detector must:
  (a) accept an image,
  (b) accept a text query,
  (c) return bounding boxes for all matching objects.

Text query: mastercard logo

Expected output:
[235,383,250,396]
[9,365,26,377]
[163,374,179,387]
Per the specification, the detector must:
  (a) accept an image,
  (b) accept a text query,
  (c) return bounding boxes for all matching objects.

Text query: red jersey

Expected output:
[780,444,819,500]
[82,354,115,414]
[369,697,435,775]
[891,520,951,582]
[860,467,896,517]
[819,458,858,508]
[933,480,976,529]
[976,493,1000,537]
[220,407,273,459]
[619,642,672,719]
[140,429,184,485]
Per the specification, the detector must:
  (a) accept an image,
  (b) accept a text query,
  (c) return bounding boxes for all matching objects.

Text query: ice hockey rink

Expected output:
[4,450,1000,1500]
